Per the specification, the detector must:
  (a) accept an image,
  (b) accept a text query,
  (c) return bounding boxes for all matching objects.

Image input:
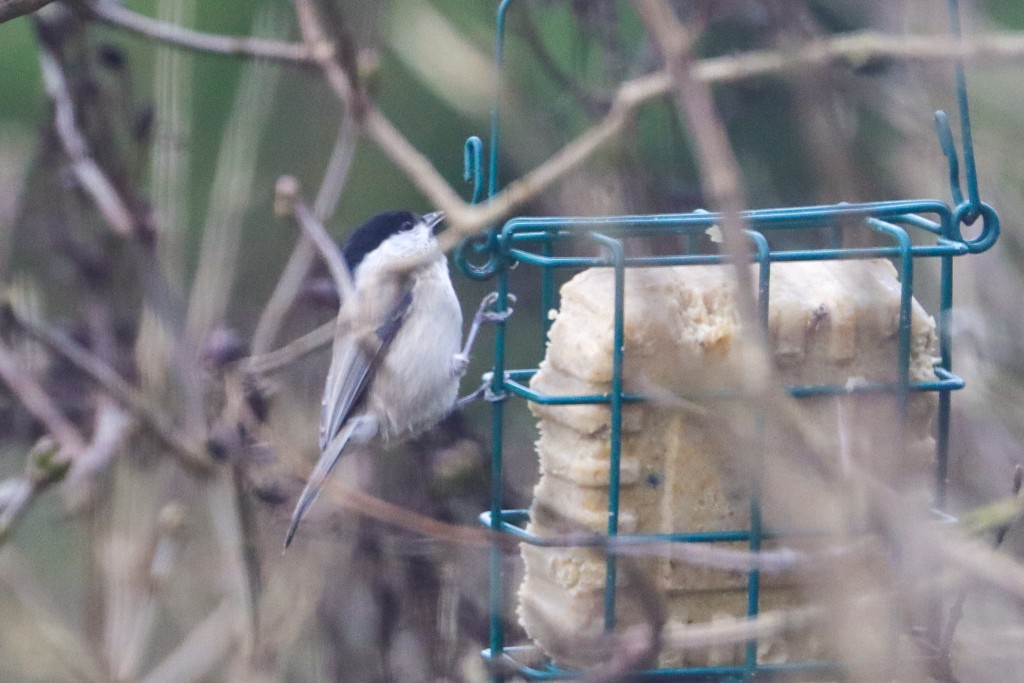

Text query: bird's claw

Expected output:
[473,292,516,325]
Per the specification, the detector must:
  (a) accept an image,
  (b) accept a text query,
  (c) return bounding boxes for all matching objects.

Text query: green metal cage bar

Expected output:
[458,0,1000,680]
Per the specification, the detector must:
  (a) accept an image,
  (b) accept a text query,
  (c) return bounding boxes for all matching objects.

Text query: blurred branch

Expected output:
[695,29,1024,82]
[149,0,196,280]
[917,511,1024,599]
[37,40,135,236]
[0,405,128,544]
[940,466,1024,658]
[633,0,759,330]
[609,535,872,574]
[958,466,1024,537]
[141,599,237,683]
[661,604,824,652]
[61,400,134,509]
[109,502,188,680]
[581,561,664,681]
[204,472,259,658]
[71,0,1024,250]
[78,0,314,64]
[0,339,85,452]
[250,113,358,355]
[251,6,360,355]
[0,439,69,544]
[3,305,213,475]
[283,473,496,548]
[353,26,1024,249]
[0,0,53,24]
[293,0,356,108]
[185,7,284,345]
[274,176,355,307]
[0,548,108,681]
[246,319,333,376]
[516,7,612,114]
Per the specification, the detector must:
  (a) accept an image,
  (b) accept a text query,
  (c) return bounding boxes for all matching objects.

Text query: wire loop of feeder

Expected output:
[455,135,504,280]
[462,0,1003,680]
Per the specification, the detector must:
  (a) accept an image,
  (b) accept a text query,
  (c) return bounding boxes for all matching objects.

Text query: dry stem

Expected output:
[5,306,212,475]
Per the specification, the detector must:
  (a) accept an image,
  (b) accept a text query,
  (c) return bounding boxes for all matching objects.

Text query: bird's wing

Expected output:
[318,287,413,451]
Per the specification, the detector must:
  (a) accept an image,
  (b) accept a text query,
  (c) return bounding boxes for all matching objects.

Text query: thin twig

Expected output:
[246,320,334,376]
[371,28,1024,247]
[362,105,472,232]
[940,465,1024,653]
[608,536,872,574]
[61,400,134,509]
[311,476,497,548]
[251,110,359,355]
[0,439,66,544]
[293,0,356,107]
[250,1,360,355]
[148,0,195,278]
[660,604,824,651]
[0,339,85,452]
[72,0,1024,248]
[633,1,759,332]
[274,176,356,307]
[0,0,53,24]
[79,0,314,64]
[4,306,213,475]
[37,41,135,236]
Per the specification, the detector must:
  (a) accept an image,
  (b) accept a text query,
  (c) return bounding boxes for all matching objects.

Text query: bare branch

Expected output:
[0,439,67,544]
[274,176,356,309]
[4,306,213,475]
[282,473,496,548]
[292,0,356,107]
[61,400,134,509]
[0,0,53,24]
[141,599,237,683]
[251,110,359,355]
[80,0,314,64]
[250,3,361,355]
[383,28,1024,249]
[633,1,759,329]
[246,320,333,376]
[38,42,135,236]
[608,536,871,574]
[362,105,472,223]
[0,339,85,452]
[695,29,1024,83]
[660,604,825,652]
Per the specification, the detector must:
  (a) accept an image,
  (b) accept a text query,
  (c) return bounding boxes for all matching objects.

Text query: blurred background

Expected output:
[1,1,1024,681]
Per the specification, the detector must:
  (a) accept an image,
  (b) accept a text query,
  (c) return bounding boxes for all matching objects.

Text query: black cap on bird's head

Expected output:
[341,210,445,273]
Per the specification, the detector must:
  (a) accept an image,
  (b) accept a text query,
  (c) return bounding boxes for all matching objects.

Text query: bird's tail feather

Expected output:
[283,421,357,549]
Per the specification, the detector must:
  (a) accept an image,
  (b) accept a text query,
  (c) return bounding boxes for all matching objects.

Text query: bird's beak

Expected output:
[422,210,446,234]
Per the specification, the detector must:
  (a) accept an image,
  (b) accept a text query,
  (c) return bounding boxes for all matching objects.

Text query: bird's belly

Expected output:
[370,274,463,439]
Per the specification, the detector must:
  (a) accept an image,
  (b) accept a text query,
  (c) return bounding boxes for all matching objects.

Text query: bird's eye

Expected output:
[400,220,414,232]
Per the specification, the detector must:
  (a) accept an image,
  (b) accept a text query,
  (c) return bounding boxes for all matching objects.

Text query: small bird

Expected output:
[284,209,499,548]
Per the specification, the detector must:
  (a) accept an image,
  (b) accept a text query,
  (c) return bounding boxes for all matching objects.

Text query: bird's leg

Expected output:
[456,371,504,411]
[451,292,516,377]
[456,377,488,410]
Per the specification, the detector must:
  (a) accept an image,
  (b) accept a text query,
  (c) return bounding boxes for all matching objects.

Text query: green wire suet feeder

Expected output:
[454,1,1000,680]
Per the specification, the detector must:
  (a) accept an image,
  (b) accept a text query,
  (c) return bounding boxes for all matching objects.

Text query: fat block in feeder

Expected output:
[518,260,938,668]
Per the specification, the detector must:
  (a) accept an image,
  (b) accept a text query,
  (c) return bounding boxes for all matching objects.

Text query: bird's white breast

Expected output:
[369,257,463,439]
